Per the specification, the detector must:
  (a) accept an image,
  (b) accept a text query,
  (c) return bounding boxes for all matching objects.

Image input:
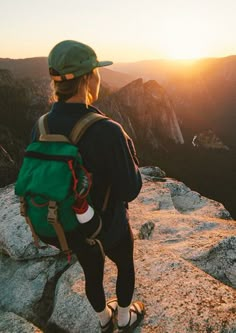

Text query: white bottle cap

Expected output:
[76,205,94,223]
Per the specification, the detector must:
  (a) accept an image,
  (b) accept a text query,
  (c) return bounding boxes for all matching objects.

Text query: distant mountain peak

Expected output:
[123,77,143,87]
[144,79,162,90]
[97,78,184,154]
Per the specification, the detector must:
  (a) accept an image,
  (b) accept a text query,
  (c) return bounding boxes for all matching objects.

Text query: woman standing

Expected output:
[34,40,145,332]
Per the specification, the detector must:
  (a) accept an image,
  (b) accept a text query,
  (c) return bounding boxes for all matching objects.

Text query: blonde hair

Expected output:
[51,71,93,106]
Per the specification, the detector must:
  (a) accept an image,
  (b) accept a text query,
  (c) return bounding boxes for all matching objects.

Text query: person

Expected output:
[32,40,145,333]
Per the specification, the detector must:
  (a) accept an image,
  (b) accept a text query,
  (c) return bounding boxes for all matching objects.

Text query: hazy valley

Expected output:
[0,56,235,218]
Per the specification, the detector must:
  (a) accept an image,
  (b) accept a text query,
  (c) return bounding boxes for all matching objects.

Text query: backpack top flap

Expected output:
[15,141,81,202]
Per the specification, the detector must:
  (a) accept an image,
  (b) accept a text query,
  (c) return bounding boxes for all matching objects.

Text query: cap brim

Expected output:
[97,60,113,68]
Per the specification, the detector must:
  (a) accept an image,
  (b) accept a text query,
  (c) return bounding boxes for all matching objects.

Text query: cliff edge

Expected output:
[0,168,235,333]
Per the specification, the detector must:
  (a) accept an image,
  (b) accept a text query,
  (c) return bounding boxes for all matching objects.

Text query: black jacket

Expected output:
[32,102,142,250]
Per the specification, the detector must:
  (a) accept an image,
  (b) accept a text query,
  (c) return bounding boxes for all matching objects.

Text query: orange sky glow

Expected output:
[1,0,236,62]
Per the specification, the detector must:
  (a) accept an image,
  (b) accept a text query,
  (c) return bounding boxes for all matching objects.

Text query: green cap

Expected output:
[48,40,113,81]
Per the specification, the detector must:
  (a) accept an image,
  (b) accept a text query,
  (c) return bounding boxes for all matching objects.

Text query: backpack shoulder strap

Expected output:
[70,112,111,214]
[38,113,49,136]
[70,113,108,144]
[37,113,70,143]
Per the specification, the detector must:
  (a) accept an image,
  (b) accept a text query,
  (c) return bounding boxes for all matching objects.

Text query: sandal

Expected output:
[100,298,118,333]
[118,301,145,333]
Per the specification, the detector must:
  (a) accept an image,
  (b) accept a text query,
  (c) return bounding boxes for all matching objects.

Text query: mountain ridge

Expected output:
[0,57,135,90]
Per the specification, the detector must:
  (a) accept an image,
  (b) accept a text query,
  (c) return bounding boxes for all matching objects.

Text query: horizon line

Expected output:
[1,54,236,64]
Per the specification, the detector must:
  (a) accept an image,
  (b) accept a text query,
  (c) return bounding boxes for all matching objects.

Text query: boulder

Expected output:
[190,236,236,288]
[46,263,99,333]
[0,184,59,260]
[0,253,69,327]
[0,310,43,333]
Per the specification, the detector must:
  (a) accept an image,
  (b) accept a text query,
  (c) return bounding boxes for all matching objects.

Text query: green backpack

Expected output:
[15,112,108,260]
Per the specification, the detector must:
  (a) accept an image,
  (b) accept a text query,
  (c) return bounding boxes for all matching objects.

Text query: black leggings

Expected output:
[76,227,135,312]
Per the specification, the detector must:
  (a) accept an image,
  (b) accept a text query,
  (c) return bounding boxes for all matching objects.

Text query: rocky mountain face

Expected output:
[0,168,235,333]
[0,69,50,185]
[97,78,184,158]
[0,64,184,186]
[111,56,236,147]
[0,144,17,186]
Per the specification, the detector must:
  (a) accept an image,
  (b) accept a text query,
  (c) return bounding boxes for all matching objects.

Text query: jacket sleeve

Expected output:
[108,122,142,202]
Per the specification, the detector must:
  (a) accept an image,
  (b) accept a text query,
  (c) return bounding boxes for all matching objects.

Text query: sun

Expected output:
[160,17,211,60]
[164,40,207,60]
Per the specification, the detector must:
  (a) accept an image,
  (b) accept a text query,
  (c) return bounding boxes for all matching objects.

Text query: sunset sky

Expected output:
[1,0,236,62]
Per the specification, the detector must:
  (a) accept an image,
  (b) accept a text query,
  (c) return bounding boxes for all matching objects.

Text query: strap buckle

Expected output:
[47,201,58,224]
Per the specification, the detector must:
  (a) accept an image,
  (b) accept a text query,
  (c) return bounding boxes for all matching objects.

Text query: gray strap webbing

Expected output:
[70,113,108,144]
